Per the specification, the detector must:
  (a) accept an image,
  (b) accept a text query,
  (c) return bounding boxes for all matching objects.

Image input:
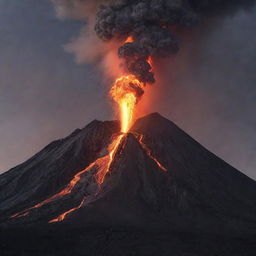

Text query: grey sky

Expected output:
[0,0,255,180]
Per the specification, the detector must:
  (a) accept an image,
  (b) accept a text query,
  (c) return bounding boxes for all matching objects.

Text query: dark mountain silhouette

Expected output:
[0,113,256,255]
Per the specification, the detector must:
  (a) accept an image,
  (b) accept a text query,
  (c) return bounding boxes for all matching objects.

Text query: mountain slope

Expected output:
[0,113,256,235]
[0,120,119,220]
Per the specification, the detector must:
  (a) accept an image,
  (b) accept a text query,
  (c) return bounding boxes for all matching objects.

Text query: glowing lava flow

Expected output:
[11,162,95,218]
[135,133,167,171]
[95,134,125,184]
[49,198,85,223]
[110,75,144,133]
[46,135,126,223]
[11,134,126,221]
[10,38,167,224]
[46,74,146,222]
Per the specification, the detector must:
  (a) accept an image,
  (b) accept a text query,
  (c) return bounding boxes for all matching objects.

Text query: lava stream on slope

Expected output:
[10,132,167,223]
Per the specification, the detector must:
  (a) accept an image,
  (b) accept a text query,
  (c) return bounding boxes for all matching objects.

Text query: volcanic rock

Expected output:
[0,113,256,238]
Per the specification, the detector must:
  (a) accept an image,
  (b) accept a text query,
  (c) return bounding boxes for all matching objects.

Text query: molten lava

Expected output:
[11,132,166,223]
[135,133,167,172]
[124,36,133,43]
[49,198,85,223]
[10,37,167,224]
[11,134,126,221]
[95,134,125,184]
[110,75,144,133]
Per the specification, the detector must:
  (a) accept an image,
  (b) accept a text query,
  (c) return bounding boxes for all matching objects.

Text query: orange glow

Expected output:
[10,131,167,222]
[148,56,153,67]
[95,134,125,184]
[147,56,154,73]
[110,75,144,133]
[10,39,165,224]
[47,133,167,224]
[136,133,167,171]
[125,36,134,43]
[48,135,126,223]
[49,198,85,223]
[11,134,126,221]
[119,93,136,133]
[11,162,95,219]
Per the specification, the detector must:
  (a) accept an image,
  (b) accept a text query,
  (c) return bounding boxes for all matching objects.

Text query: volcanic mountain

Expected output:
[1,113,256,236]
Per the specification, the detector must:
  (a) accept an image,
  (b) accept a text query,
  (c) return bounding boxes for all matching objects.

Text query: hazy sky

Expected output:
[0,0,255,180]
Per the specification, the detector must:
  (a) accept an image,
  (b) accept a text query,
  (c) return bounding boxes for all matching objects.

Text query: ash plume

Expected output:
[94,0,255,84]
[51,0,255,82]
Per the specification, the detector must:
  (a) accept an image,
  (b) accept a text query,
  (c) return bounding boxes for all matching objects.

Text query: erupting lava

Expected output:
[10,37,167,224]
[110,75,144,133]
[110,35,145,133]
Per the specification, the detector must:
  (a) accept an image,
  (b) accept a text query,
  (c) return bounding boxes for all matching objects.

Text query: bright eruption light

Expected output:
[110,75,144,133]
[10,37,167,224]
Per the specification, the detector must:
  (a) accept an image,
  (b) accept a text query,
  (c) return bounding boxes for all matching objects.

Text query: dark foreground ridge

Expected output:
[0,113,256,255]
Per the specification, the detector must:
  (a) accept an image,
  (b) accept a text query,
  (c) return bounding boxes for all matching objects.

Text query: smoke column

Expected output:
[51,0,255,81]
[51,0,256,122]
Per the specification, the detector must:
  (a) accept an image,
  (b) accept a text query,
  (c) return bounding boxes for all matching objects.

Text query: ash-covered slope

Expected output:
[1,113,256,234]
[0,120,119,221]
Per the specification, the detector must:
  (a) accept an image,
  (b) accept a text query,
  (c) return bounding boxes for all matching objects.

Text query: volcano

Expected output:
[0,113,256,255]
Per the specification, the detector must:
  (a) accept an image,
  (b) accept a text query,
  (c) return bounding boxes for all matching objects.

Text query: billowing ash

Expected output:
[95,0,197,83]
[51,0,255,83]
[94,0,255,84]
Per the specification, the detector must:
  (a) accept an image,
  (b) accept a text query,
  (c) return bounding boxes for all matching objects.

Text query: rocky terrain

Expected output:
[0,113,256,255]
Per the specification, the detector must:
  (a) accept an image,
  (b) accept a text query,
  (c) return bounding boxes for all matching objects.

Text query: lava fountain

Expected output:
[110,75,144,133]
[10,37,167,223]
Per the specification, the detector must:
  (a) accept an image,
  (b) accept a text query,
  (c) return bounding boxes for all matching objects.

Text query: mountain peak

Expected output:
[1,113,256,235]
[132,112,183,138]
[138,112,165,120]
[133,112,170,128]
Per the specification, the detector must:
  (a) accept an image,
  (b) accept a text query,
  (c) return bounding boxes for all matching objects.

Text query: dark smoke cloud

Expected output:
[95,0,255,83]
[95,0,197,83]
